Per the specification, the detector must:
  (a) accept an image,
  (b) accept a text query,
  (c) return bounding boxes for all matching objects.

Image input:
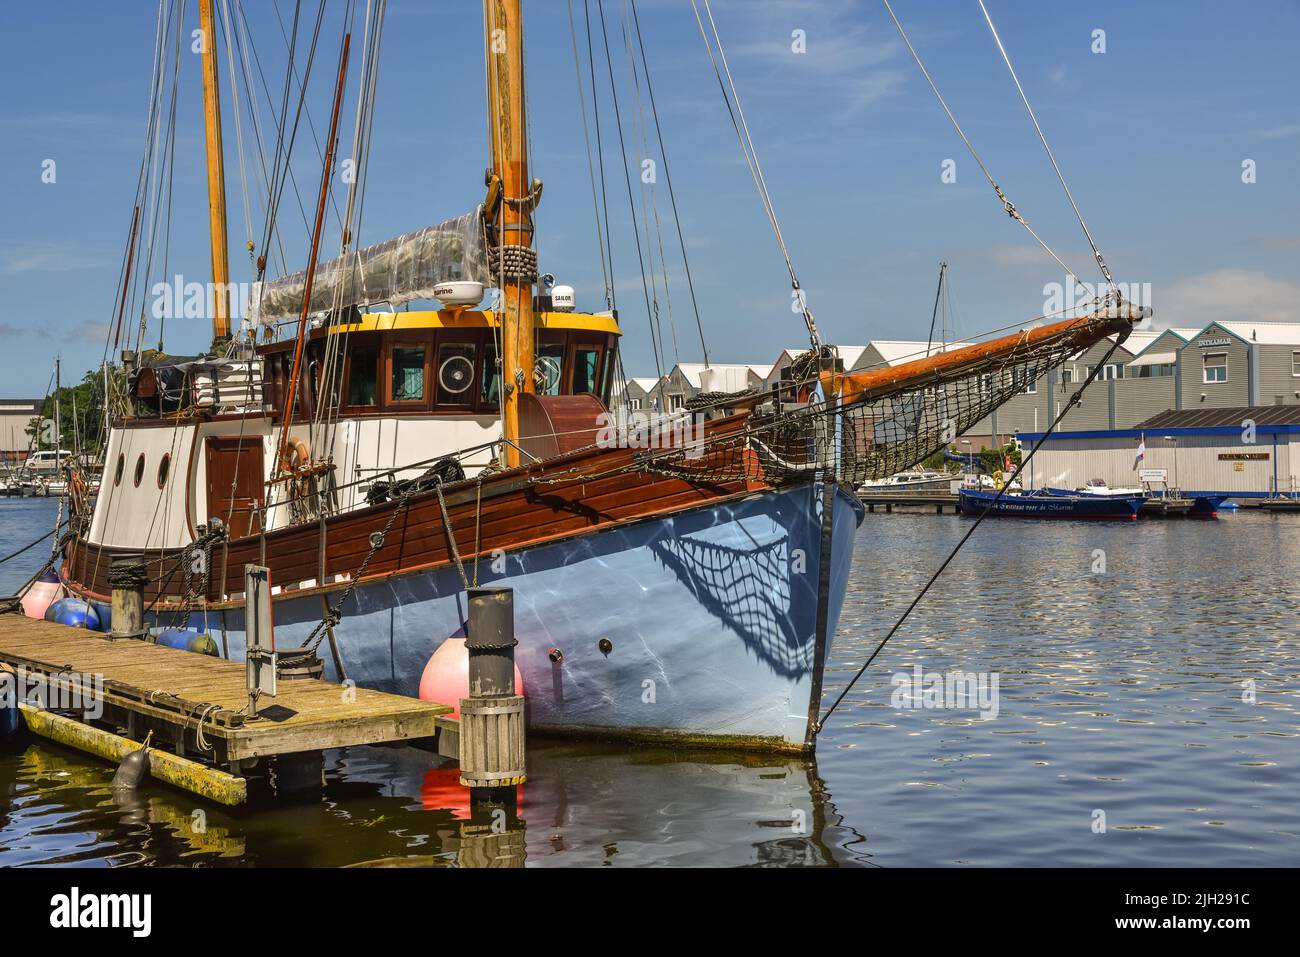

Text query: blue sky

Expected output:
[1,0,1297,395]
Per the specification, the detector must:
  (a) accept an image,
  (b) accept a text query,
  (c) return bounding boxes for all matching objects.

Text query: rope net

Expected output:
[564,311,1136,489]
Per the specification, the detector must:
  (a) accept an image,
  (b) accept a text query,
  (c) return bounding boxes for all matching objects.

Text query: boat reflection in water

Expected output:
[0,738,868,868]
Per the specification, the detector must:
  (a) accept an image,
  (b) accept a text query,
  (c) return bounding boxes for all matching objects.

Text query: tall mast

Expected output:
[54,357,61,458]
[199,0,231,345]
[485,0,536,468]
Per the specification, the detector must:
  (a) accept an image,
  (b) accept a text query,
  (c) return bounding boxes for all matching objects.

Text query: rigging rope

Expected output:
[595,0,669,391]
[568,0,614,311]
[691,0,821,349]
[629,0,709,367]
[976,0,1115,292]
[881,0,1094,293]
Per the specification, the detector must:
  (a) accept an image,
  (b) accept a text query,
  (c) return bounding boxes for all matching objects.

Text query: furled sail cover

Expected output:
[248,208,489,327]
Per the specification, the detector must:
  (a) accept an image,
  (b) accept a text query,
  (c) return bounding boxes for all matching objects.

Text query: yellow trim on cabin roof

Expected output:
[331,309,621,336]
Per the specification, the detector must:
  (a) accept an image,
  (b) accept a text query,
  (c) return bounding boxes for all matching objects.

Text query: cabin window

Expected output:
[133,454,145,488]
[157,453,170,489]
[347,346,379,407]
[1203,353,1227,383]
[114,453,125,487]
[571,345,602,395]
[536,342,565,396]
[480,342,501,408]
[390,345,428,403]
[436,341,477,407]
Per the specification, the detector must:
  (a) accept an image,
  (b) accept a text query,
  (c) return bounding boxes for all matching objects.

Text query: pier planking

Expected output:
[0,614,450,767]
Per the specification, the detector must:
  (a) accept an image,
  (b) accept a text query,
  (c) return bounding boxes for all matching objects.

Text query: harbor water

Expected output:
[2,496,1297,866]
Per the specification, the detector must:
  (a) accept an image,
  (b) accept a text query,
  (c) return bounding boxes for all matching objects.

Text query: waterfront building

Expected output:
[0,399,42,464]
[1020,405,1300,499]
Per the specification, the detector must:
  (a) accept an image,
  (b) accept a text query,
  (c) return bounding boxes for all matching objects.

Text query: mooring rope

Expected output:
[0,520,68,566]
[813,335,1128,733]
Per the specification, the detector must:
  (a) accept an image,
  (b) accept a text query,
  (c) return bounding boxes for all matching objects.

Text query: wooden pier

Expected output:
[0,614,451,804]
[857,490,960,514]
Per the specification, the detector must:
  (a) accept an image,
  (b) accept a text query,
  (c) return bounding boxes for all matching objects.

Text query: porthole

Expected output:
[157,453,171,489]
[133,453,145,488]
[113,454,125,487]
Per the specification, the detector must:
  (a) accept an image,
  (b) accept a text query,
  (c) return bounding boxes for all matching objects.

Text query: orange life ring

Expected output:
[279,437,312,501]
[279,437,310,474]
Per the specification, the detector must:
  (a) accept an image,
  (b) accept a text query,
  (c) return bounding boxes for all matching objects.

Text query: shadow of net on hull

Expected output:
[649,532,814,680]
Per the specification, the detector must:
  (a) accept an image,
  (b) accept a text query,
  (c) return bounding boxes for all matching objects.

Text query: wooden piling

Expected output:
[459,588,526,792]
[107,553,146,641]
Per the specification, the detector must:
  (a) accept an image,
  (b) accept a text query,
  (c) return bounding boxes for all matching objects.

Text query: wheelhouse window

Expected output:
[347,345,379,407]
[1203,353,1228,383]
[571,344,603,395]
[480,342,500,409]
[536,339,565,396]
[436,341,477,407]
[389,344,428,404]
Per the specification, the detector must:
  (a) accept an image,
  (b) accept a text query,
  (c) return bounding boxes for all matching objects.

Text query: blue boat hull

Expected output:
[89,482,862,751]
[958,488,1141,519]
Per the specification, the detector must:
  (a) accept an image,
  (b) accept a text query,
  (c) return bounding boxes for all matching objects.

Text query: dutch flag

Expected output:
[1133,433,1146,471]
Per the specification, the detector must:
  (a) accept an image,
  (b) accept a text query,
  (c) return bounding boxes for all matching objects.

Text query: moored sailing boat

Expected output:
[53,1,1143,752]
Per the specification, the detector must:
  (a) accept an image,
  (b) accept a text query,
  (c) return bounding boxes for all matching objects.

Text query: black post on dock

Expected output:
[460,587,526,809]
[107,554,146,641]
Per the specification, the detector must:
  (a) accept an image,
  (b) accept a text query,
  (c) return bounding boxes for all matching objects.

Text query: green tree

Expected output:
[26,368,112,457]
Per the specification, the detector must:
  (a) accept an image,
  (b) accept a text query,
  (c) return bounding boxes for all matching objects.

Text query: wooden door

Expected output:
[205,437,265,538]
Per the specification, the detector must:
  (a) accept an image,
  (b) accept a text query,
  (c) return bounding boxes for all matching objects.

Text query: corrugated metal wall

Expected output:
[1025,431,1297,495]
[1259,344,1300,406]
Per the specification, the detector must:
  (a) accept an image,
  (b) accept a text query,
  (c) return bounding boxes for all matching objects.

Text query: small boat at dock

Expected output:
[959,487,1142,520]
[1041,480,1212,518]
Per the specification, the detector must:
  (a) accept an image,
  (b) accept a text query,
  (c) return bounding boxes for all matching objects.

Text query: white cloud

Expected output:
[1156,269,1300,328]
[0,242,108,275]
[710,0,907,115]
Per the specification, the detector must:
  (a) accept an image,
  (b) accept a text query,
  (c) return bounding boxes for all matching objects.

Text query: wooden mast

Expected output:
[486,0,536,468]
[198,0,231,344]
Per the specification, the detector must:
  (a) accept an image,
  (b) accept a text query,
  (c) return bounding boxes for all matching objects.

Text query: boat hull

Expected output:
[958,488,1141,519]
[84,482,862,752]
